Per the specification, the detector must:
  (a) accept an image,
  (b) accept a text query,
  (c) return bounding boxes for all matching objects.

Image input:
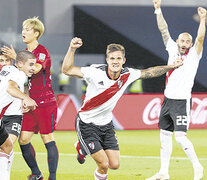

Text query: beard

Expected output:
[178,45,190,55]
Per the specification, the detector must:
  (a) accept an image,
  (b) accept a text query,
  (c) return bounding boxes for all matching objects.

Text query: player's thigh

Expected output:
[102,122,119,150]
[40,133,54,144]
[105,149,120,169]
[0,123,10,148]
[172,99,190,132]
[2,115,22,139]
[159,98,174,132]
[38,105,57,134]
[19,131,34,145]
[22,111,37,132]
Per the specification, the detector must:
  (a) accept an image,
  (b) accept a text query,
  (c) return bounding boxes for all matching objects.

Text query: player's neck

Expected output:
[27,40,39,52]
[107,69,121,80]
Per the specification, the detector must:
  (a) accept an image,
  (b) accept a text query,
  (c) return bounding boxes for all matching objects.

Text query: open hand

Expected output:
[1,45,16,60]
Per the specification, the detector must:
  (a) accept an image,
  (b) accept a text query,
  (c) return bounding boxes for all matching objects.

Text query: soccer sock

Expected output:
[45,141,59,180]
[94,169,108,180]
[20,143,41,175]
[159,129,173,174]
[8,150,14,178]
[0,152,10,180]
[175,132,201,168]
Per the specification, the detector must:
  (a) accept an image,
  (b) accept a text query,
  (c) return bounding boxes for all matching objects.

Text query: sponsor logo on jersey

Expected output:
[39,53,46,61]
[88,142,95,150]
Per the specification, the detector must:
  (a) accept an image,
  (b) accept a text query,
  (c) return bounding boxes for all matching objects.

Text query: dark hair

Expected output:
[16,50,36,63]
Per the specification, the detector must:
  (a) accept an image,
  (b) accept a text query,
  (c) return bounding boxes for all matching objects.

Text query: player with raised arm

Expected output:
[62,37,183,180]
[0,50,37,180]
[146,1,206,180]
[2,17,58,180]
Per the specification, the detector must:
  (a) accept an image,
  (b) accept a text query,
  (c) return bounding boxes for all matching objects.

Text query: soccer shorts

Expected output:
[21,104,57,134]
[0,121,9,146]
[75,114,119,156]
[2,115,22,137]
[159,97,191,132]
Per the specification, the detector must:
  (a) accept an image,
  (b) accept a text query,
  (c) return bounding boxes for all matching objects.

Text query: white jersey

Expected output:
[79,64,141,125]
[0,65,27,116]
[164,38,202,99]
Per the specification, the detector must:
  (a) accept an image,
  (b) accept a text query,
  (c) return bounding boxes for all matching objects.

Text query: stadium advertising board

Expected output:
[56,94,207,130]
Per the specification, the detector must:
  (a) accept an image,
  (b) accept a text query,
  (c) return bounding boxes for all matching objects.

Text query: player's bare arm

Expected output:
[140,58,183,79]
[7,80,37,110]
[1,45,17,60]
[153,0,170,47]
[62,37,83,78]
[195,7,206,55]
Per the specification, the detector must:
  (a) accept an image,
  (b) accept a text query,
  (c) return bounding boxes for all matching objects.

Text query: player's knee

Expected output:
[18,136,29,145]
[175,135,185,146]
[2,139,13,154]
[99,161,109,171]
[109,161,120,170]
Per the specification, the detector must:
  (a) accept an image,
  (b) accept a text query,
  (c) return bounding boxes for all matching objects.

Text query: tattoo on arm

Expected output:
[141,66,172,79]
[157,13,170,46]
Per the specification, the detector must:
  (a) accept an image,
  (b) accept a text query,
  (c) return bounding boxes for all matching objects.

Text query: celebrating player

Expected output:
[146,1,206,180]
[2,17,58,180]
[62,37,183,180]
[0,50,37,180]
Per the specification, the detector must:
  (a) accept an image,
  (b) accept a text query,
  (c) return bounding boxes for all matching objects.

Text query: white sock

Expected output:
[159,130,173,174]
[8,150,14,177]
[0,152,10,180]
[175,132,201,168]
[94,168,108,180]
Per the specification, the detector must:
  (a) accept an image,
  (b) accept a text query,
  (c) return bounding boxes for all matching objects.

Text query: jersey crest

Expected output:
[39,53,46,61]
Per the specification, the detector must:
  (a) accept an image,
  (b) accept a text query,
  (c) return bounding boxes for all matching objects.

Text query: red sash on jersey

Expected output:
[165,50,189,86]
[0,102,12,119]
[80,73,130,112]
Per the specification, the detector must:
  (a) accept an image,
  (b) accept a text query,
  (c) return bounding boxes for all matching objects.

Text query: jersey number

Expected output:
[176,115,187,126]
[11,123,21,134]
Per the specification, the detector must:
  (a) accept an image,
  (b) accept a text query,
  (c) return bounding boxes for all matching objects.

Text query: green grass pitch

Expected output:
[11,130,207,180]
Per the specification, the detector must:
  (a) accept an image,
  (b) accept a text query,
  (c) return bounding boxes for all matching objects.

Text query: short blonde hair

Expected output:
[106,43,125,57]
[23,17,44,40]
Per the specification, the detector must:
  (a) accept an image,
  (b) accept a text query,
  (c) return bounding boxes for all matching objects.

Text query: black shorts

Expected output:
[159,97,191,132]
[0,121,9,146]
[2,115,22,137]
[75,114,119,156]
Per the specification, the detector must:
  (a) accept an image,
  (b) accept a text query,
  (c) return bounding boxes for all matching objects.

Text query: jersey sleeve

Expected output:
[189,45,203,61]
[128,68,141,82]
[9,70,27,88]
[81,66,94,83]
[36,48,51,70]
[166,37,177,53]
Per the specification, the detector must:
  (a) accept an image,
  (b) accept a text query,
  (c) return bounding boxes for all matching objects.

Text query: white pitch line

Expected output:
[14,152,207,161]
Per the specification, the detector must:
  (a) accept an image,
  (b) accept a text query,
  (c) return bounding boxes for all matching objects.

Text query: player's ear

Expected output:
[17,61,23,68]
[123,57,126,64]
[34,31,39,39]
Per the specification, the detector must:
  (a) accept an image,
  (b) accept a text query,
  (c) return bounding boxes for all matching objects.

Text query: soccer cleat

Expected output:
[145,172,170,180]
[194,165,204,180]
[74,141,86,164]
[27,173,43,180]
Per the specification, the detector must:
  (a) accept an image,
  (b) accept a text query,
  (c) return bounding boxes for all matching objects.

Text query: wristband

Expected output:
[154,8,162,14]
